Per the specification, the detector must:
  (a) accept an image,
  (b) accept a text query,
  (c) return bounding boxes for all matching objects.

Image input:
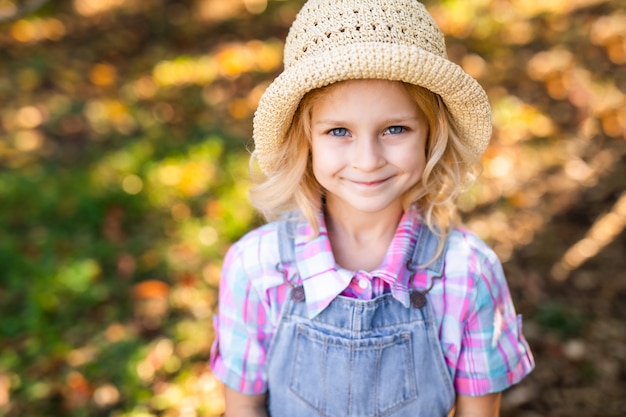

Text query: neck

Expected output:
[324,202,404,271]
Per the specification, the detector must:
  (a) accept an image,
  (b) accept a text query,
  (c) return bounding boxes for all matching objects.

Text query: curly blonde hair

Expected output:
[250,80,481,254]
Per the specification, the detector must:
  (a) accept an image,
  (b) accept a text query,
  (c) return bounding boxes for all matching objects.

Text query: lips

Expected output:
[349,177,391,186]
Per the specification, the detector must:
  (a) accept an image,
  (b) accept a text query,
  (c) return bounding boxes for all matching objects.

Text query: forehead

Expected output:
[321,79,406,97]
[309,79,420,117]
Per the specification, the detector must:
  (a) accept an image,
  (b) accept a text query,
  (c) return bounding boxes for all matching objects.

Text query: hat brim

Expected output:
[253,42,492,175]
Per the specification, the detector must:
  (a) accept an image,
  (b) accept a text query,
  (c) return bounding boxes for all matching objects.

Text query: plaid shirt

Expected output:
[211,206,534,396]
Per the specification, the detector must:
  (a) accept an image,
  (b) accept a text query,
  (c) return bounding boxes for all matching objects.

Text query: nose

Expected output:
[351,136,385,171]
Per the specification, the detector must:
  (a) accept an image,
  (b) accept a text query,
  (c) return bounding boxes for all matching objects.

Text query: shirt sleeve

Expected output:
[454,241,535,396]
[210,241,273,395]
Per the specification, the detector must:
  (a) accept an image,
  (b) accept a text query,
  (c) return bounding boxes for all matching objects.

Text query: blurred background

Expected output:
[0,0,624,416]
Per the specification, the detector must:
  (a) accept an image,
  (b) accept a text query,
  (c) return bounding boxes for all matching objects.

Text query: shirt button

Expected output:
[358,279,370,289]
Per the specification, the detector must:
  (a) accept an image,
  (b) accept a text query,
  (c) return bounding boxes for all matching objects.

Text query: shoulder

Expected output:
[444,227,501,274]
[226,221,282,272]
[442,226,514,319]
[440,226,508,304]
[223,216,311,287]
[218,221,287,307]
[231,221,281,253]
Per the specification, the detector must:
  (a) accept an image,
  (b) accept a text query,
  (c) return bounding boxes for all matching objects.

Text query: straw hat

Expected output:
[252,0,492,175]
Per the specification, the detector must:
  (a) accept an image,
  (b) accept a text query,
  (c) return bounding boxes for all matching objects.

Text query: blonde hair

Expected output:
[250,80,481,252]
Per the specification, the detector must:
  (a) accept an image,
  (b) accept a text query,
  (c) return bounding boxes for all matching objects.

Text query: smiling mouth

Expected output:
[351,177,391,186]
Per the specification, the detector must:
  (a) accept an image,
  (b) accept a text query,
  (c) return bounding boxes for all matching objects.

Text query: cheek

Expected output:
[412,157,427,181]
[396,142,427,172]
[406,156,427,182]
[311,138,342,170]
[310,140,329,179]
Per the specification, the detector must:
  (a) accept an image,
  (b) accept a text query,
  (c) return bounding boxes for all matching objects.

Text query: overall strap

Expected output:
[277,216,297,266]
[276,214,305,302]
[407,224,448,309]
[409,224,447,275]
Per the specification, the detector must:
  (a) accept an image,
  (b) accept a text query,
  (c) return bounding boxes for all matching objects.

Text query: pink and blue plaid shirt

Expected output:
[211,206,534,396]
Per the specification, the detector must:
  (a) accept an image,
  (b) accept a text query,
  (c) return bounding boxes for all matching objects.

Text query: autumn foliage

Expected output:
[0,0,624,416]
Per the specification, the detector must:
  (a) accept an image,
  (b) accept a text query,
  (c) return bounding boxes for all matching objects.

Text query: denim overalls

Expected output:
[266,219,456,417]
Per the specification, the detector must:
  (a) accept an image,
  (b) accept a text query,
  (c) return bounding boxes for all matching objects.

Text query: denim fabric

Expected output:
[266,223,455,417]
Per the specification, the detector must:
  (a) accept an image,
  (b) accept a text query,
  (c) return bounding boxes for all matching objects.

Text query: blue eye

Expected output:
[329,128,349,137]
[385,126,405,135]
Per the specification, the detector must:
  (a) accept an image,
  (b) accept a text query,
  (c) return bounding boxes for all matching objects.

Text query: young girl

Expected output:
[211,0,535,416]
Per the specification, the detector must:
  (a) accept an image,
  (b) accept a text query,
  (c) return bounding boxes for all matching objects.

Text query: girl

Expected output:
[211,0,535,416]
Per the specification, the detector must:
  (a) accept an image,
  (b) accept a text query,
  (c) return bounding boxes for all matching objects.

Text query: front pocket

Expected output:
[289,324,418,417]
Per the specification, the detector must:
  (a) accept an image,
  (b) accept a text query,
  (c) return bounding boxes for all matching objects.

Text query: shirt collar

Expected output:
[293,206,421,318]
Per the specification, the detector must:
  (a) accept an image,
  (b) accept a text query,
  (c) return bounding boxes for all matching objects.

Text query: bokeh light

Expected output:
[1,0,624,416]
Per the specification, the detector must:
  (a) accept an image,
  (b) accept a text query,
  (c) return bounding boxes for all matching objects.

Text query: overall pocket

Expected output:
[289,323,418,417]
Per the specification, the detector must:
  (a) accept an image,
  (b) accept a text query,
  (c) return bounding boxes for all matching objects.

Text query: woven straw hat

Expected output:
[252,0,492,175]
